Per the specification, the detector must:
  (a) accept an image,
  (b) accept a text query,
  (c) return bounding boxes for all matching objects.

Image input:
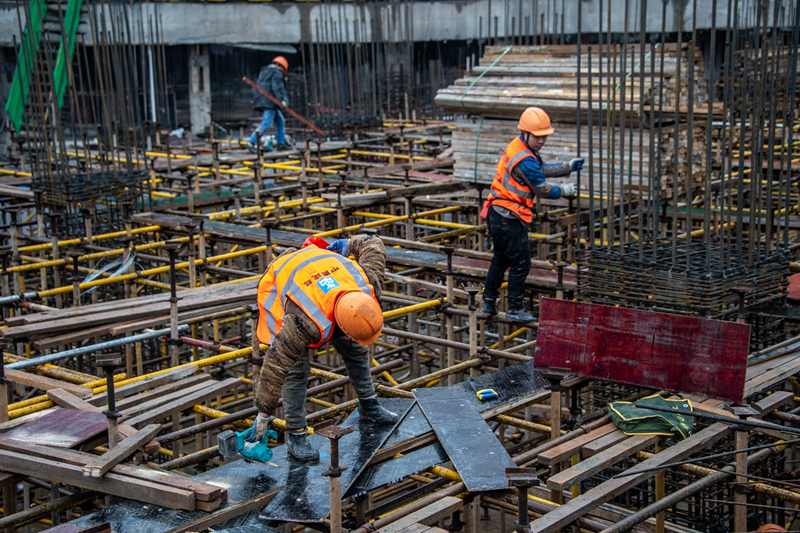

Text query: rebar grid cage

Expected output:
[577,239,789,320]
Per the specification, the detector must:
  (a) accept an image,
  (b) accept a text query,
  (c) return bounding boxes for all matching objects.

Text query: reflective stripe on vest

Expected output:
[487,137,537,223]
[256,247,375,348]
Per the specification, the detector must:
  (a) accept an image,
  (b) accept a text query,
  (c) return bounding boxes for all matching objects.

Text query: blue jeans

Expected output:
[282,336,376,431]
[249,109,285,145]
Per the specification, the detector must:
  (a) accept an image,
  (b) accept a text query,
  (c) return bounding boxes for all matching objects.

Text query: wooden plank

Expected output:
[377,497,463,533]
[0,449,195,510]
[528,423,731,533]
[581,430,629,458]
[533,298,751,403]
[546,434,660,492]
[118,376,215,416]
[82,424,162,478]
[106,303,246,336]
[164,488,282,533]
[744,355,800,398]
[0,286,255,340]
[3,369,91,399]
[0,438,223,502]
[537,423,618,466]
[396,525,442,533]
[46,389,161,454]
[123,378,240,428]
[87,366,199,407]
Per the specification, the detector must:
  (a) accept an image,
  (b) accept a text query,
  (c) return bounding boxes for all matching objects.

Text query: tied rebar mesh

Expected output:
[33,170,147,207]
[577,238,789,320]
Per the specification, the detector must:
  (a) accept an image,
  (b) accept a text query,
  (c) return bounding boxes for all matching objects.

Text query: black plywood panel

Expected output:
[260,398,413,522]
[414,387,515,492]
[345,403,448,498]
[466,360,549,413]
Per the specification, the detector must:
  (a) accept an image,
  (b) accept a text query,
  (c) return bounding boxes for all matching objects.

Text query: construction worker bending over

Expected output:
[249,234,399,461]
[480,107,584,323]
[247,56,291,153]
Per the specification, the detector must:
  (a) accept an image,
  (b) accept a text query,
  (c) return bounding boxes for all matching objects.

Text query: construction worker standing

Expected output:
[247,56,291,153]
[480,107,583,322]
[249,234,399,461]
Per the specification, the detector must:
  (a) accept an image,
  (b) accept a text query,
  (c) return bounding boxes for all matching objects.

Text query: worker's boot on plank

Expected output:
[481,299,498,315]
[287,429,319,462]
[506,307,536,323]
[246,142,257,154]
[276,143,291,151]
[359,398,400,424]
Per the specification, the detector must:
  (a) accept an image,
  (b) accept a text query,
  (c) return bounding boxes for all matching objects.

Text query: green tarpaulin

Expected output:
[609,394,694,440]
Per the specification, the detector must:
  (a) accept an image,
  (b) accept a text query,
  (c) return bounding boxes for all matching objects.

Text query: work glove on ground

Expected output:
[570,158,585,172]
[326,239,349,257]
[560,183,577,199]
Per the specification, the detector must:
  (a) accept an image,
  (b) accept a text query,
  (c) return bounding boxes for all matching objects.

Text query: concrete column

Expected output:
[189,44,211,135]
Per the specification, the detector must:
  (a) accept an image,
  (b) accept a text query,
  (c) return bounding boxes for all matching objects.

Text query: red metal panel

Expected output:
[534,298,751,403]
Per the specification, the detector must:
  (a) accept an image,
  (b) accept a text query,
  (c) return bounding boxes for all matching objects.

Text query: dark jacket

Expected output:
[253,64,288,111]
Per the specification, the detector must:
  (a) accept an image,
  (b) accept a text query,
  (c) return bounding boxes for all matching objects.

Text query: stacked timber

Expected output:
[436,44,705,123]
[437,44,709,197]
[0,366,237,511]
[452,118,656,194]
[0,278,257,348]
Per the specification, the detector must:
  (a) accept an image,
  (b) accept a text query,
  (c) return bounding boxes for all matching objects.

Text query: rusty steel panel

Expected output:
[534,298,751,402]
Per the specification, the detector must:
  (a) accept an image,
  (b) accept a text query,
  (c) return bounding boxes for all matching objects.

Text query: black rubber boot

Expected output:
[481,299,498,315]
[287,431,319,462]
[506,308,536,323]
[276,142,291,151]
[359,398,400,424]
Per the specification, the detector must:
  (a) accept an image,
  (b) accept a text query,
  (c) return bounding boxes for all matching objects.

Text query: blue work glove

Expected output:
[570,158,585,172]
[326,239,349,257]
[247,413,273,442]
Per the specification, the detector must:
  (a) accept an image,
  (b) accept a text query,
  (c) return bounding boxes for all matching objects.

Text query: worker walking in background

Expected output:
[480,107,584,323]
[247,56,291,153]
[249,235,399,461]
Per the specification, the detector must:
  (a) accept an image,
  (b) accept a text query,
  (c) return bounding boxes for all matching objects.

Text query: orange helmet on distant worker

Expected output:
[273,56,289,73]
[334,291,383,346]
[756,526,787,532]
[518,107,554,136]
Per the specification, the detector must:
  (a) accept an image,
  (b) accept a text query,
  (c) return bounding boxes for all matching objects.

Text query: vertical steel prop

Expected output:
[318,424,354,533]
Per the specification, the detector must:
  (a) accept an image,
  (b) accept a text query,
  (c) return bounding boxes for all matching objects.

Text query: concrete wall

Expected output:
[0,0,785,47]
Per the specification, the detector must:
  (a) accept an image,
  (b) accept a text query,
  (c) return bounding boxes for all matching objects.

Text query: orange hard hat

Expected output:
[273,56,289,72]
[518,107,554,136]
[334,291,383,346]
[756,526,787,532]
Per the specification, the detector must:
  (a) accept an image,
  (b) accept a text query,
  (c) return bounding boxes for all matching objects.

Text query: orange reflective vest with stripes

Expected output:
[485,136,537,223]
[257,246,376,348]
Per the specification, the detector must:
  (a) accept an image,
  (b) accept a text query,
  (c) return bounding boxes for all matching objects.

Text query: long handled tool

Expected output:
[243,76,326,137]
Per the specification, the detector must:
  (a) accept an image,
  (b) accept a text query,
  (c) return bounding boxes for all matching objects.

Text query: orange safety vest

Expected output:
[484,136,537,223]
[257,246,376,348]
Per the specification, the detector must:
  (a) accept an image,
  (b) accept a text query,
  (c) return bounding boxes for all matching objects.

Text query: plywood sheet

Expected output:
[534,298,750,402]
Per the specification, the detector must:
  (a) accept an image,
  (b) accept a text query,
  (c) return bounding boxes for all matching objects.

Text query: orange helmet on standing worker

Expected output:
[334,291,383,346]
[518,107,555,136]
[272,56,289,73]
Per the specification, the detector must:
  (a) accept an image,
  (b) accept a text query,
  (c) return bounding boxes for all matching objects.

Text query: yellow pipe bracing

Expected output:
[7,297,446,417]
[315,206,461,238]
[17,225,162,254]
